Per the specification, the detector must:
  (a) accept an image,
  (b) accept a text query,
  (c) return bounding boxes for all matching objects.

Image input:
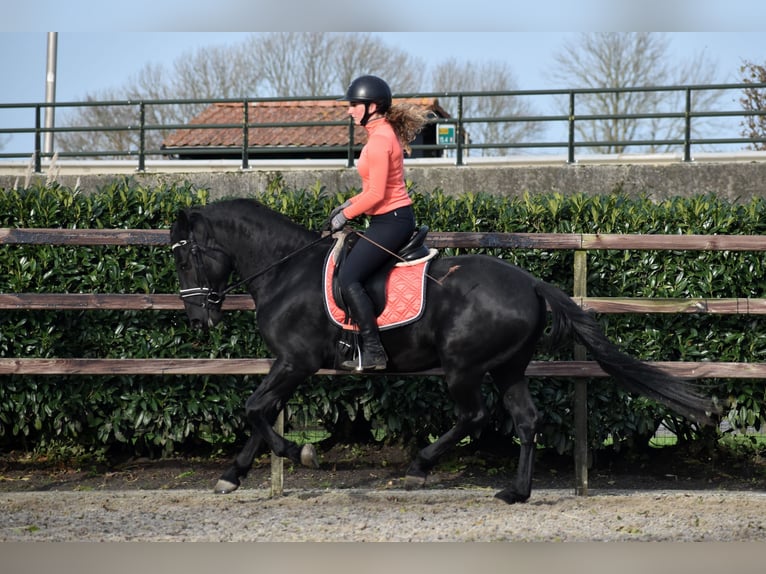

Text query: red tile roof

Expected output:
[161,98,450,150]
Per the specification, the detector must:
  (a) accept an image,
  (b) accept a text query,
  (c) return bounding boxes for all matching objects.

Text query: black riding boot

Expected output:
[341,283,388,371]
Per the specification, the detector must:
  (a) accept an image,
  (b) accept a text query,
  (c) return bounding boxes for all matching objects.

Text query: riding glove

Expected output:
[330,211,348,232]
[328,200,351,220]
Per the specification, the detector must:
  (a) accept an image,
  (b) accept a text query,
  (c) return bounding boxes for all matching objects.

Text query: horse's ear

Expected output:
[170,209,190,244]
[187,211,215,245]
[171,208,211,242]
[174,209,190,232]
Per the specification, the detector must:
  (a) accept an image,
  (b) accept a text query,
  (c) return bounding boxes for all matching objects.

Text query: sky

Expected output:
[1,2,765,156]
[3,0,766,33]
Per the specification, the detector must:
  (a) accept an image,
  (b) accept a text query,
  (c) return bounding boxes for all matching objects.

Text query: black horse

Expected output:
[170,198,718,503]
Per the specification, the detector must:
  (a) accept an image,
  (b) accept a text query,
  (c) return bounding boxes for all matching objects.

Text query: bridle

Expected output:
[171,232,327,309]
[171,234,230,309]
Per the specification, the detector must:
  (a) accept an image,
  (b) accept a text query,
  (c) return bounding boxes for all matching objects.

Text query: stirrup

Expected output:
[340,355,365,372]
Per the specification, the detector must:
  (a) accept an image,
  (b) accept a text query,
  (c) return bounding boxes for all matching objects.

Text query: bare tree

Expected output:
[56,41,267,158]
[247,32,424,97]
[430,59,544,157]
[550,33,723,155]
[55,63,179,157]
[246,32,333,97]
[740,61,766,151]
[329,33,424,95]
[170,43,259,100]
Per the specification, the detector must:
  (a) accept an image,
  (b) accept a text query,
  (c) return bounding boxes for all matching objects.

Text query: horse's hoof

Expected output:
[300,443,319,469]
[494,488,530,504]
[404,474,427,490]
[214,479,240,494]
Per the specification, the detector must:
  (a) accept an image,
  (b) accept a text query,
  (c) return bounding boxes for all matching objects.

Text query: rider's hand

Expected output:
[330,211,348,232]
[328,200,351,220]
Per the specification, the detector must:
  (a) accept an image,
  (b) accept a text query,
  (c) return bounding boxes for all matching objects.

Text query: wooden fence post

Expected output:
[573,250,589,496]
[270,410,284,497]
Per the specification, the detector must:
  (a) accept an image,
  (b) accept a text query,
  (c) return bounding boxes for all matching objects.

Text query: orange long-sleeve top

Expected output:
[342,117,412,219]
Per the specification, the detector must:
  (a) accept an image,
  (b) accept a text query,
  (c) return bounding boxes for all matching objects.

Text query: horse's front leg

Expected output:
[215,433,267,494]
[215,359,317,494]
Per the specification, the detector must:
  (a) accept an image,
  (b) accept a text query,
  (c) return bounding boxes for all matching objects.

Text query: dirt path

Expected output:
[3,443,766,542]
[3,486,766,542]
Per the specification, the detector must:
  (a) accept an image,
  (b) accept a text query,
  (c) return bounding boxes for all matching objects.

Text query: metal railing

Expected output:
[1,82,765,171]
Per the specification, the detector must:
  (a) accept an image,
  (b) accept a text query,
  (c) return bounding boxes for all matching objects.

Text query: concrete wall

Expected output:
[2,155,765,202]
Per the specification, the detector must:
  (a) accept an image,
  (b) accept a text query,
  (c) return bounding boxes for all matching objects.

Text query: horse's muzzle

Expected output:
[188,311,221,331]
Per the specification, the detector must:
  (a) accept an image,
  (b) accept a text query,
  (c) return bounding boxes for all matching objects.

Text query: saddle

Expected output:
[326,225,435,327]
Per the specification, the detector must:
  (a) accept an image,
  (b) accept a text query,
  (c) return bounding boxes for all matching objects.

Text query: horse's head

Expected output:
[170,208,233,331]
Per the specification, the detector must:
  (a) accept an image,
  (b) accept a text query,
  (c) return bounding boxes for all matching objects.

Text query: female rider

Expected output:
[330,75,429,371]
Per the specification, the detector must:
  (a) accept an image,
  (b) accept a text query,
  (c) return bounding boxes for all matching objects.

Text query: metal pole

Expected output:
[34,106,42,173]
[456,95,464,166]
[683,88,692,162]
[137,103,146,172]
[346,117,355,168]
[242,100,249,170]
[44,32,58,156]
[567,92,576,164]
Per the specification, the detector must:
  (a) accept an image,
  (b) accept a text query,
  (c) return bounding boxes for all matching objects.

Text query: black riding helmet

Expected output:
[339,75,392,126]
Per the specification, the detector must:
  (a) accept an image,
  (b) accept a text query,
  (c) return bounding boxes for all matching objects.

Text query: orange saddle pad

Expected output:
[323,249,434,331]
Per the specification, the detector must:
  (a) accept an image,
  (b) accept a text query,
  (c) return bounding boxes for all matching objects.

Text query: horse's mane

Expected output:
[197,197,317,252]
[201,198,318,241]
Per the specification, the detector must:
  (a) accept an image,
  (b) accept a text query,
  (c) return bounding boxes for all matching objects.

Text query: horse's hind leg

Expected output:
[492,371,539,504]
[404,368,490,489]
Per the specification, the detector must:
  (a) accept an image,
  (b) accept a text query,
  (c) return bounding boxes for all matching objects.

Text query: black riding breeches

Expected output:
[338,205,416,293]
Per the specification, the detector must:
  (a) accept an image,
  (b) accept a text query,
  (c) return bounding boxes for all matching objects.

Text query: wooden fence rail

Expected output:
[3,227,766,251]
[2,227,766,496]
[1,358,766,378]
[3,293,766,314]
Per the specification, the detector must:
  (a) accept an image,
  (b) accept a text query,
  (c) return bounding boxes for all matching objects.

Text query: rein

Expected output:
[353,231,455,286]
[220,235,327,296]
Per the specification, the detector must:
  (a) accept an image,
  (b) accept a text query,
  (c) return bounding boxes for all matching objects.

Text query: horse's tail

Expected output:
[534,280,720,426]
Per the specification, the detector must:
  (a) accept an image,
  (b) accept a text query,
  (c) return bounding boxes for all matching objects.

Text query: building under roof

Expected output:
[161,98,453,160]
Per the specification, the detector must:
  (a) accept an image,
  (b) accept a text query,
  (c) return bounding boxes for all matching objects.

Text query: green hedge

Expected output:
[1,177,764,459]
